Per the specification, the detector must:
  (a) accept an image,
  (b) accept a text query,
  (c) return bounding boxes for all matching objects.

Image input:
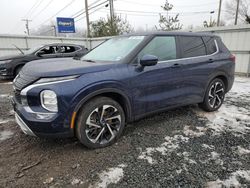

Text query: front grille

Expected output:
[13,70,37,91]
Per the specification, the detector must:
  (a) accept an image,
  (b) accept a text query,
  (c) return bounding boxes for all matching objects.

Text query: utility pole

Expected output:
[235,0,240,25]
[51,25,57,37]
[109,0,114,21]
[109,0,115,33]
[22,19,32,35]
[217,0,222,26]
[85,0,90,37]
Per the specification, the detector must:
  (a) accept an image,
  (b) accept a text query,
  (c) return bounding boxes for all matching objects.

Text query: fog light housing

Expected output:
[35,113,56,120]
[40,90,58,112]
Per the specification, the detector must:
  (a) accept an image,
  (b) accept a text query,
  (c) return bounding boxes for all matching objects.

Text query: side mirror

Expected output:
[140,55,158,67]
[73,53,82,60]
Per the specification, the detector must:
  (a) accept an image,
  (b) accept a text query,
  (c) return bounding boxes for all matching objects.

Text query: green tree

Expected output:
[156,0,182,31]
[89,15,133,37]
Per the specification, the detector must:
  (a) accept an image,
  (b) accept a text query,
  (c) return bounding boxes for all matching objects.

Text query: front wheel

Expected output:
[76,97,125,149]
[199,78,226,112]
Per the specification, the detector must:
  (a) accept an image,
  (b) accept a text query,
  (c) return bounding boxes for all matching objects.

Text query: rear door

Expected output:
[177,35,218,103]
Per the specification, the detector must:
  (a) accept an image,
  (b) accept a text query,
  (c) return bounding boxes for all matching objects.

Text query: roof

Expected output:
[122,31,216,37]
[44,43,85,47]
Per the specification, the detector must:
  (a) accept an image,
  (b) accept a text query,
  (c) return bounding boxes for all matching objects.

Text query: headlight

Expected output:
[35,75,79,84]
[40,90,58,112]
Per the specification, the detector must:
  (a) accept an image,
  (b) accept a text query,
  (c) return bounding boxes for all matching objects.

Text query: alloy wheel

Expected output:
[208,81,225,109]
[85,105,122,145]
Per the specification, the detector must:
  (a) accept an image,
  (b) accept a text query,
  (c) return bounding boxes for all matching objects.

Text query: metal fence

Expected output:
[0,35,109,56]
[0,24,250,76]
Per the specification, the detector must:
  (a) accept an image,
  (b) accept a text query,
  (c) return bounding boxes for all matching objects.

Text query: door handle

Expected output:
[170,63,182,68]
[207,58,214,63]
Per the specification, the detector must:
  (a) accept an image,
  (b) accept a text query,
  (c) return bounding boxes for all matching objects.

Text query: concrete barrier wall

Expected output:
[0,35,109,56]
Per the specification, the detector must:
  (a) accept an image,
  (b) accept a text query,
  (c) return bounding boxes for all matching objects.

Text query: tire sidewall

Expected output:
[76,97,125,149]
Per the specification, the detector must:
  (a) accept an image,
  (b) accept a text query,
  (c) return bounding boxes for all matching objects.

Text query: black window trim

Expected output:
[202,36,218,55]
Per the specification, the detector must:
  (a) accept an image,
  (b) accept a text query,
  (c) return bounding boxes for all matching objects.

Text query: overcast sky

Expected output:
[0,0,226,35]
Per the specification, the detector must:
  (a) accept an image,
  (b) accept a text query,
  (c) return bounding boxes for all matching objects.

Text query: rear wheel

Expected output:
[199,78,225,112]
[76,97,125,149]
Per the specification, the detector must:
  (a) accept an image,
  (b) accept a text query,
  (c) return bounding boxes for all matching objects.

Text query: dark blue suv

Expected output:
[12,32,235,148]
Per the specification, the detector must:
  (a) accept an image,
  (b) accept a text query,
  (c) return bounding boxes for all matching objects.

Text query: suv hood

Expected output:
[22,58,117,77]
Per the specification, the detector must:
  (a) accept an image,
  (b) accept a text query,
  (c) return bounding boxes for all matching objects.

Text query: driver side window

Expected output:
[38,46,59,55]
[138,36,177,62]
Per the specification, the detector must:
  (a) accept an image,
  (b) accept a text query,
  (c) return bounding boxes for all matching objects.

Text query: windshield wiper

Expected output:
[13,44,24,55]
[84,59,96,63]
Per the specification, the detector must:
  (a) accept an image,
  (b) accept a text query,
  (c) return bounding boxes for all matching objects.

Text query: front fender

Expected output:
[67,81,133,125]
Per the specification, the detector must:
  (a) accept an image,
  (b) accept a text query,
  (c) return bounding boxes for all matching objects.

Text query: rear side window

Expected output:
[203,37,217,55]
[180,36,206,58]
[61,46,76,53]
[138,36,176,61]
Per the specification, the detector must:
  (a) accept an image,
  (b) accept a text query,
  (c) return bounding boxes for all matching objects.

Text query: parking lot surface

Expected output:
[0,77,250,187]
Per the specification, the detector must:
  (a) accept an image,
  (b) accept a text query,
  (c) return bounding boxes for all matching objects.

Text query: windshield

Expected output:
[82,36,145,62]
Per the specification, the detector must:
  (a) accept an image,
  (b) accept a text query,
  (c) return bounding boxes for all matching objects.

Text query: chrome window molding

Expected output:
[157,39,219,64]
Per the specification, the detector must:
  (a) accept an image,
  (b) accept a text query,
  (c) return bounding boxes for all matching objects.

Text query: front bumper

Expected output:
[11,96,74,138]
[15,113,36,136]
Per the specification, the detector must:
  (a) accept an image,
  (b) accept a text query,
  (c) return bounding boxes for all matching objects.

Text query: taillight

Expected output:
[230,54,236,63]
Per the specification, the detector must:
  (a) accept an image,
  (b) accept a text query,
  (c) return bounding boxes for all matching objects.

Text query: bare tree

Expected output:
[89,15,134,37]
[203,19,225,27]
[156,0,182,31]
[225,0,250,24]
[203,20,217,28]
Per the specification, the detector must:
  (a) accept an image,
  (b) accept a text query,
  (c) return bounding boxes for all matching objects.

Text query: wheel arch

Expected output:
[73,88,133,124]
[202,72,229,100]
[215,75,228,91]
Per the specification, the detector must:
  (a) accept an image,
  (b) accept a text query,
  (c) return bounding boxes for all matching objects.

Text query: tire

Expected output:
[15,66,23,77]
[199,78,226,112]
[76,97,125,149]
